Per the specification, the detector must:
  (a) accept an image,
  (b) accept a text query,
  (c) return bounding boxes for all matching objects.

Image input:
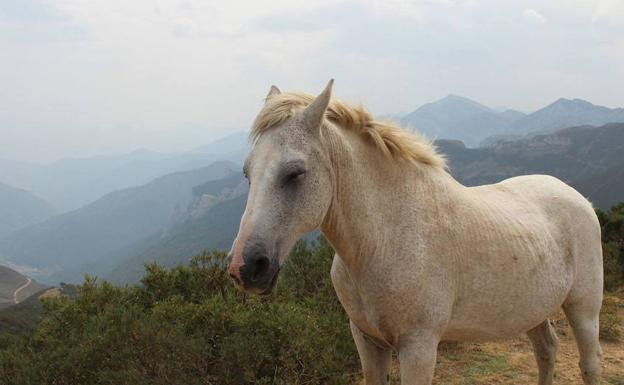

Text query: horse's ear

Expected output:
[301,79,333,132]
[266,85,281,100]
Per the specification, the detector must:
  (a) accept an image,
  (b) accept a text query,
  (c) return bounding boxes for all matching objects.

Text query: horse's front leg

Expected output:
[350,321,392,385]
[398,332,439,385]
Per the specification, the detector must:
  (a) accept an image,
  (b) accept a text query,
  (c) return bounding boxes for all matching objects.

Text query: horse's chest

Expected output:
[337,284,395,344]
[330,258,401,344]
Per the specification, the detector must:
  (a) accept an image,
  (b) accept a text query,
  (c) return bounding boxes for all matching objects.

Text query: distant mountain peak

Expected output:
[435,94,490,106]
[442,93,465,100]
[539,97,617,114]
[400,94,506,146]
[509,97,624,136]
[427,95,496,115]
[551,97,593,106]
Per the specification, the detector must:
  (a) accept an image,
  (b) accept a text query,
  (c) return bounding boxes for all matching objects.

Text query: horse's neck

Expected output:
[319,127,463,272]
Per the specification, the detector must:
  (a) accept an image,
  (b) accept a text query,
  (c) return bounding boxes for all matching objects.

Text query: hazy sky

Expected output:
[1,0,623,162]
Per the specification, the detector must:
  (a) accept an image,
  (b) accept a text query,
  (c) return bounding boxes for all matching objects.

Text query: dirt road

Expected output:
[13,277,32,304]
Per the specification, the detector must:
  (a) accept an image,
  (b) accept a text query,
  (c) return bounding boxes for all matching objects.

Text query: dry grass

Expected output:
[358,293,624,384]
[38,287,61,300]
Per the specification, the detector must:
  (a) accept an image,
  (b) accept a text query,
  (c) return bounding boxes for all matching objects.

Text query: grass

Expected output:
[604,375,624,385]
[460,351,514,381]
[447,349,519,385]
[600,296,623,341]
[390,344,520,385]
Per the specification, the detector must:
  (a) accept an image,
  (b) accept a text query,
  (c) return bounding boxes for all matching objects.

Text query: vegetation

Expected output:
[597,202,624,291]
[0,288,53,332]
[0,237,358,385]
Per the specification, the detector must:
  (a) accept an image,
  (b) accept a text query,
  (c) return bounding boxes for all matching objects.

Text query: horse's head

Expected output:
[227,80,335,295]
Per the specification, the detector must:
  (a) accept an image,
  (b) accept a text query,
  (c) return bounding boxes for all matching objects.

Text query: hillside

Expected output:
[0,266,46,308]
[106,175,247,284]
[573,165,624,210]
[0,132,248,212]
[0,288,53,332]
[0,182,55,238]
[437,123,624,209]
[400,95,524,147]
[0,162,237,283]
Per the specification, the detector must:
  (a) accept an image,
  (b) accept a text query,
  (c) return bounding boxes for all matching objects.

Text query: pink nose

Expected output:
[227,253,244,285]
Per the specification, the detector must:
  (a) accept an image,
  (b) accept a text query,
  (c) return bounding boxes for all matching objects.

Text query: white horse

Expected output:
[227,81,603,385]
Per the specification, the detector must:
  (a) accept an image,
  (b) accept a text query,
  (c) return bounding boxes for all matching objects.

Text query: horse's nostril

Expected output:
[251,256,270,281]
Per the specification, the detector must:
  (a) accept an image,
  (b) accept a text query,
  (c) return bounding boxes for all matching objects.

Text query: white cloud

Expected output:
[0,0,623,161]
[591,0,624,25]
[523,8,548,24]
[172,17,198,37]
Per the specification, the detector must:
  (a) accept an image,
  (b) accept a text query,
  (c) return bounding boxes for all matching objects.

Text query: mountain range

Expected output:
[2,96,622,216]
[1,97,624,286]
[512,98,624,136]
[0,132,249,212]
[400,96,624,147]
[0,161,237,283]
[400,94,526,147]
[436,122,624,209]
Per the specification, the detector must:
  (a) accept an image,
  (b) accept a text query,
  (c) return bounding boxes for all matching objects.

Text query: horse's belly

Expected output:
[443,255,574,341]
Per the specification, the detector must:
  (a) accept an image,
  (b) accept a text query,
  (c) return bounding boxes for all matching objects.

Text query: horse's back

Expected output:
[476,173,601,264]
[473,174,598,237]
[494,174,601,253]
[496,174,595,216]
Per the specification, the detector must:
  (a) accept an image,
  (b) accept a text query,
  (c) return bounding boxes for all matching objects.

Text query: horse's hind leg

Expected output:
[563,298,603,385]
[527,319,559,385]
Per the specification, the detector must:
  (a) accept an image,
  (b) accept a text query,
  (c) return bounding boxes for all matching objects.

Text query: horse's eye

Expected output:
[283,169,306,186]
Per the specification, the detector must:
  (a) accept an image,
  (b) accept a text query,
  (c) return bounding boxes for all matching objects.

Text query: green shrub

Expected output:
[597,203,624,291]
[604,243,624,292]
[0,241,359,385]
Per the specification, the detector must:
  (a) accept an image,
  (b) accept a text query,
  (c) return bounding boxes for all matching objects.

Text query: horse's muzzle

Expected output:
[227,249,280,294]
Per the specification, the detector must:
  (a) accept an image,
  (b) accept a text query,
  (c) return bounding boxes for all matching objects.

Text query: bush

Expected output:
[600,296,622,342]
[0,242,359,385]
[597,203,624,291]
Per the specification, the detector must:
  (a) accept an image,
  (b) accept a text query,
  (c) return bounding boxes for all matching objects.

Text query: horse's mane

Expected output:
[250,92,445,168]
